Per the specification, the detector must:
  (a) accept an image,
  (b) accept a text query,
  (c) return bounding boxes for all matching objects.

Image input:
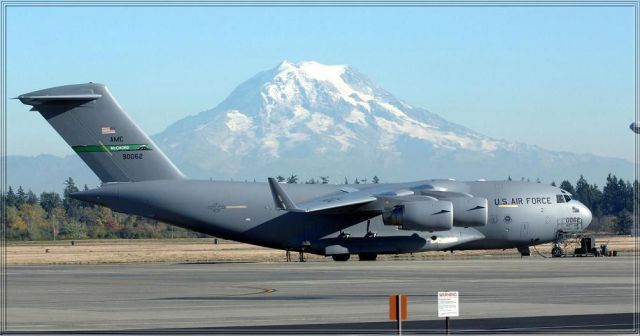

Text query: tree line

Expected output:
[551,174,637,235]
[1,173,637,241]
[2,178,205,241]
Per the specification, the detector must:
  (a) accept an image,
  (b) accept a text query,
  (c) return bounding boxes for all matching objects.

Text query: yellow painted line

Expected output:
[498,204,519,208]
[225,205,247,209]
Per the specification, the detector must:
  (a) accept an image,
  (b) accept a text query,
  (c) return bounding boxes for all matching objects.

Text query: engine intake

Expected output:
[383,200,453,231]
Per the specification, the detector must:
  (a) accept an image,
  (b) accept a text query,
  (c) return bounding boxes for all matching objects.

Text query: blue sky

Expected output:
[5,5,636,161]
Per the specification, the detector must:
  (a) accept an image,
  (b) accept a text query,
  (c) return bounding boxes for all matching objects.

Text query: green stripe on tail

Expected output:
[72,144,153,153]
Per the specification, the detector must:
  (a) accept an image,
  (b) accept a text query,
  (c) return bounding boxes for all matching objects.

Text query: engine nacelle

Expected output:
[383,200,453,231]
[449,197,488,227]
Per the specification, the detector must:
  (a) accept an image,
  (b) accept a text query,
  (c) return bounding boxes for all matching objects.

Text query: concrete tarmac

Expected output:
[6,255,638,333]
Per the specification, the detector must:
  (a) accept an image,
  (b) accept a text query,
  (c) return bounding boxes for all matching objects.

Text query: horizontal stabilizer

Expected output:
[17,83,184,183]
[17,94,102,105]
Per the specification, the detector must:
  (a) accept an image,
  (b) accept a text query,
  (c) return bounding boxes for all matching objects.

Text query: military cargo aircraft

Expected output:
[18,83,593,261]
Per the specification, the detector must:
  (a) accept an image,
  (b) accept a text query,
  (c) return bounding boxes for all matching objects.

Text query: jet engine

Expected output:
[448,197,488,227]
[383,200,453,231]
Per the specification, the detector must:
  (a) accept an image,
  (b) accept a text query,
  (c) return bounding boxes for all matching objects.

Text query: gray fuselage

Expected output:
[73,178,593,256]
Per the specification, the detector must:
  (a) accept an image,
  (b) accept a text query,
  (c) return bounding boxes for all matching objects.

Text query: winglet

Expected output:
[268,178,300,211]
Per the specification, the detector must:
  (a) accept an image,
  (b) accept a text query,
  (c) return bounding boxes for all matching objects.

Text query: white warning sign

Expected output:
[438,291,459,317]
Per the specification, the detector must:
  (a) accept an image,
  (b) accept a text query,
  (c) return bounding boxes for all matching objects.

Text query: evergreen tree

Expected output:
[276,176,285,183]
[40,192,62,215]
[6,186,16,207]
[353,178,360,184]
[26,190,38,205]
[63,177,81,218]
[602,174,623,215]
[507,176,512,181]
[551,181,557,187]
[559,180,575,195]
[372,176,380,184]
[320,176,329,184]
[621,180,634,213]
[344,177,348,185]
[574,175,602,217]
[614,211,633,235]
[16,186,26,206]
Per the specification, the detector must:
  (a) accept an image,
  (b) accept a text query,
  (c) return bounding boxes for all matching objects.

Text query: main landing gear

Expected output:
[332,254,350,262]
[358,253,378,261]
[330,253,379,261]
[517,246,531,257]
[331,220,380,262]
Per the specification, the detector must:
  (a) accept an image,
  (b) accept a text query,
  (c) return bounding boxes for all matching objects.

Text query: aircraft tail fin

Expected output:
[17,83,184,183]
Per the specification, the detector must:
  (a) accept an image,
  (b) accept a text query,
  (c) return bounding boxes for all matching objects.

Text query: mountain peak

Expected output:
[155,61,512,177]
[261,60,376,111]
[275,60,349,80]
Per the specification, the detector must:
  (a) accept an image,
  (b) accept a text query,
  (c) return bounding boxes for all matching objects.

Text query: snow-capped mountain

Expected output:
[152,61,633,184]
[5,60,634,193]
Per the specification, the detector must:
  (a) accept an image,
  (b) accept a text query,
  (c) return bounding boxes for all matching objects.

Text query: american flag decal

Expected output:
[101,127,116,134]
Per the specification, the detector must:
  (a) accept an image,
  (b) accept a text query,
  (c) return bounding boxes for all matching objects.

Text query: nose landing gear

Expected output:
[551,231,566,258]
[551,245,563,258]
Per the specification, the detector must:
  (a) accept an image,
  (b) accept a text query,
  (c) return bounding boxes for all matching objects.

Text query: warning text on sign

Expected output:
[438,291,459,317]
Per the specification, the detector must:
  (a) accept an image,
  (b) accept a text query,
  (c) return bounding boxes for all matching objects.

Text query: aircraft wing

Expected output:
[267,178,421,213]
[268,178,380,212]
[268,178,488,227]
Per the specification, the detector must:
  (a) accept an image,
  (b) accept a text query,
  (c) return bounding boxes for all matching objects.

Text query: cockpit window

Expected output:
[564,195,571,202]
[556,195,565,203]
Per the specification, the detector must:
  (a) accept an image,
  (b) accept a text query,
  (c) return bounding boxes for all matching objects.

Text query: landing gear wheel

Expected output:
[332,254,351,262]
[551,246,563,258]
[358,253,378,261]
